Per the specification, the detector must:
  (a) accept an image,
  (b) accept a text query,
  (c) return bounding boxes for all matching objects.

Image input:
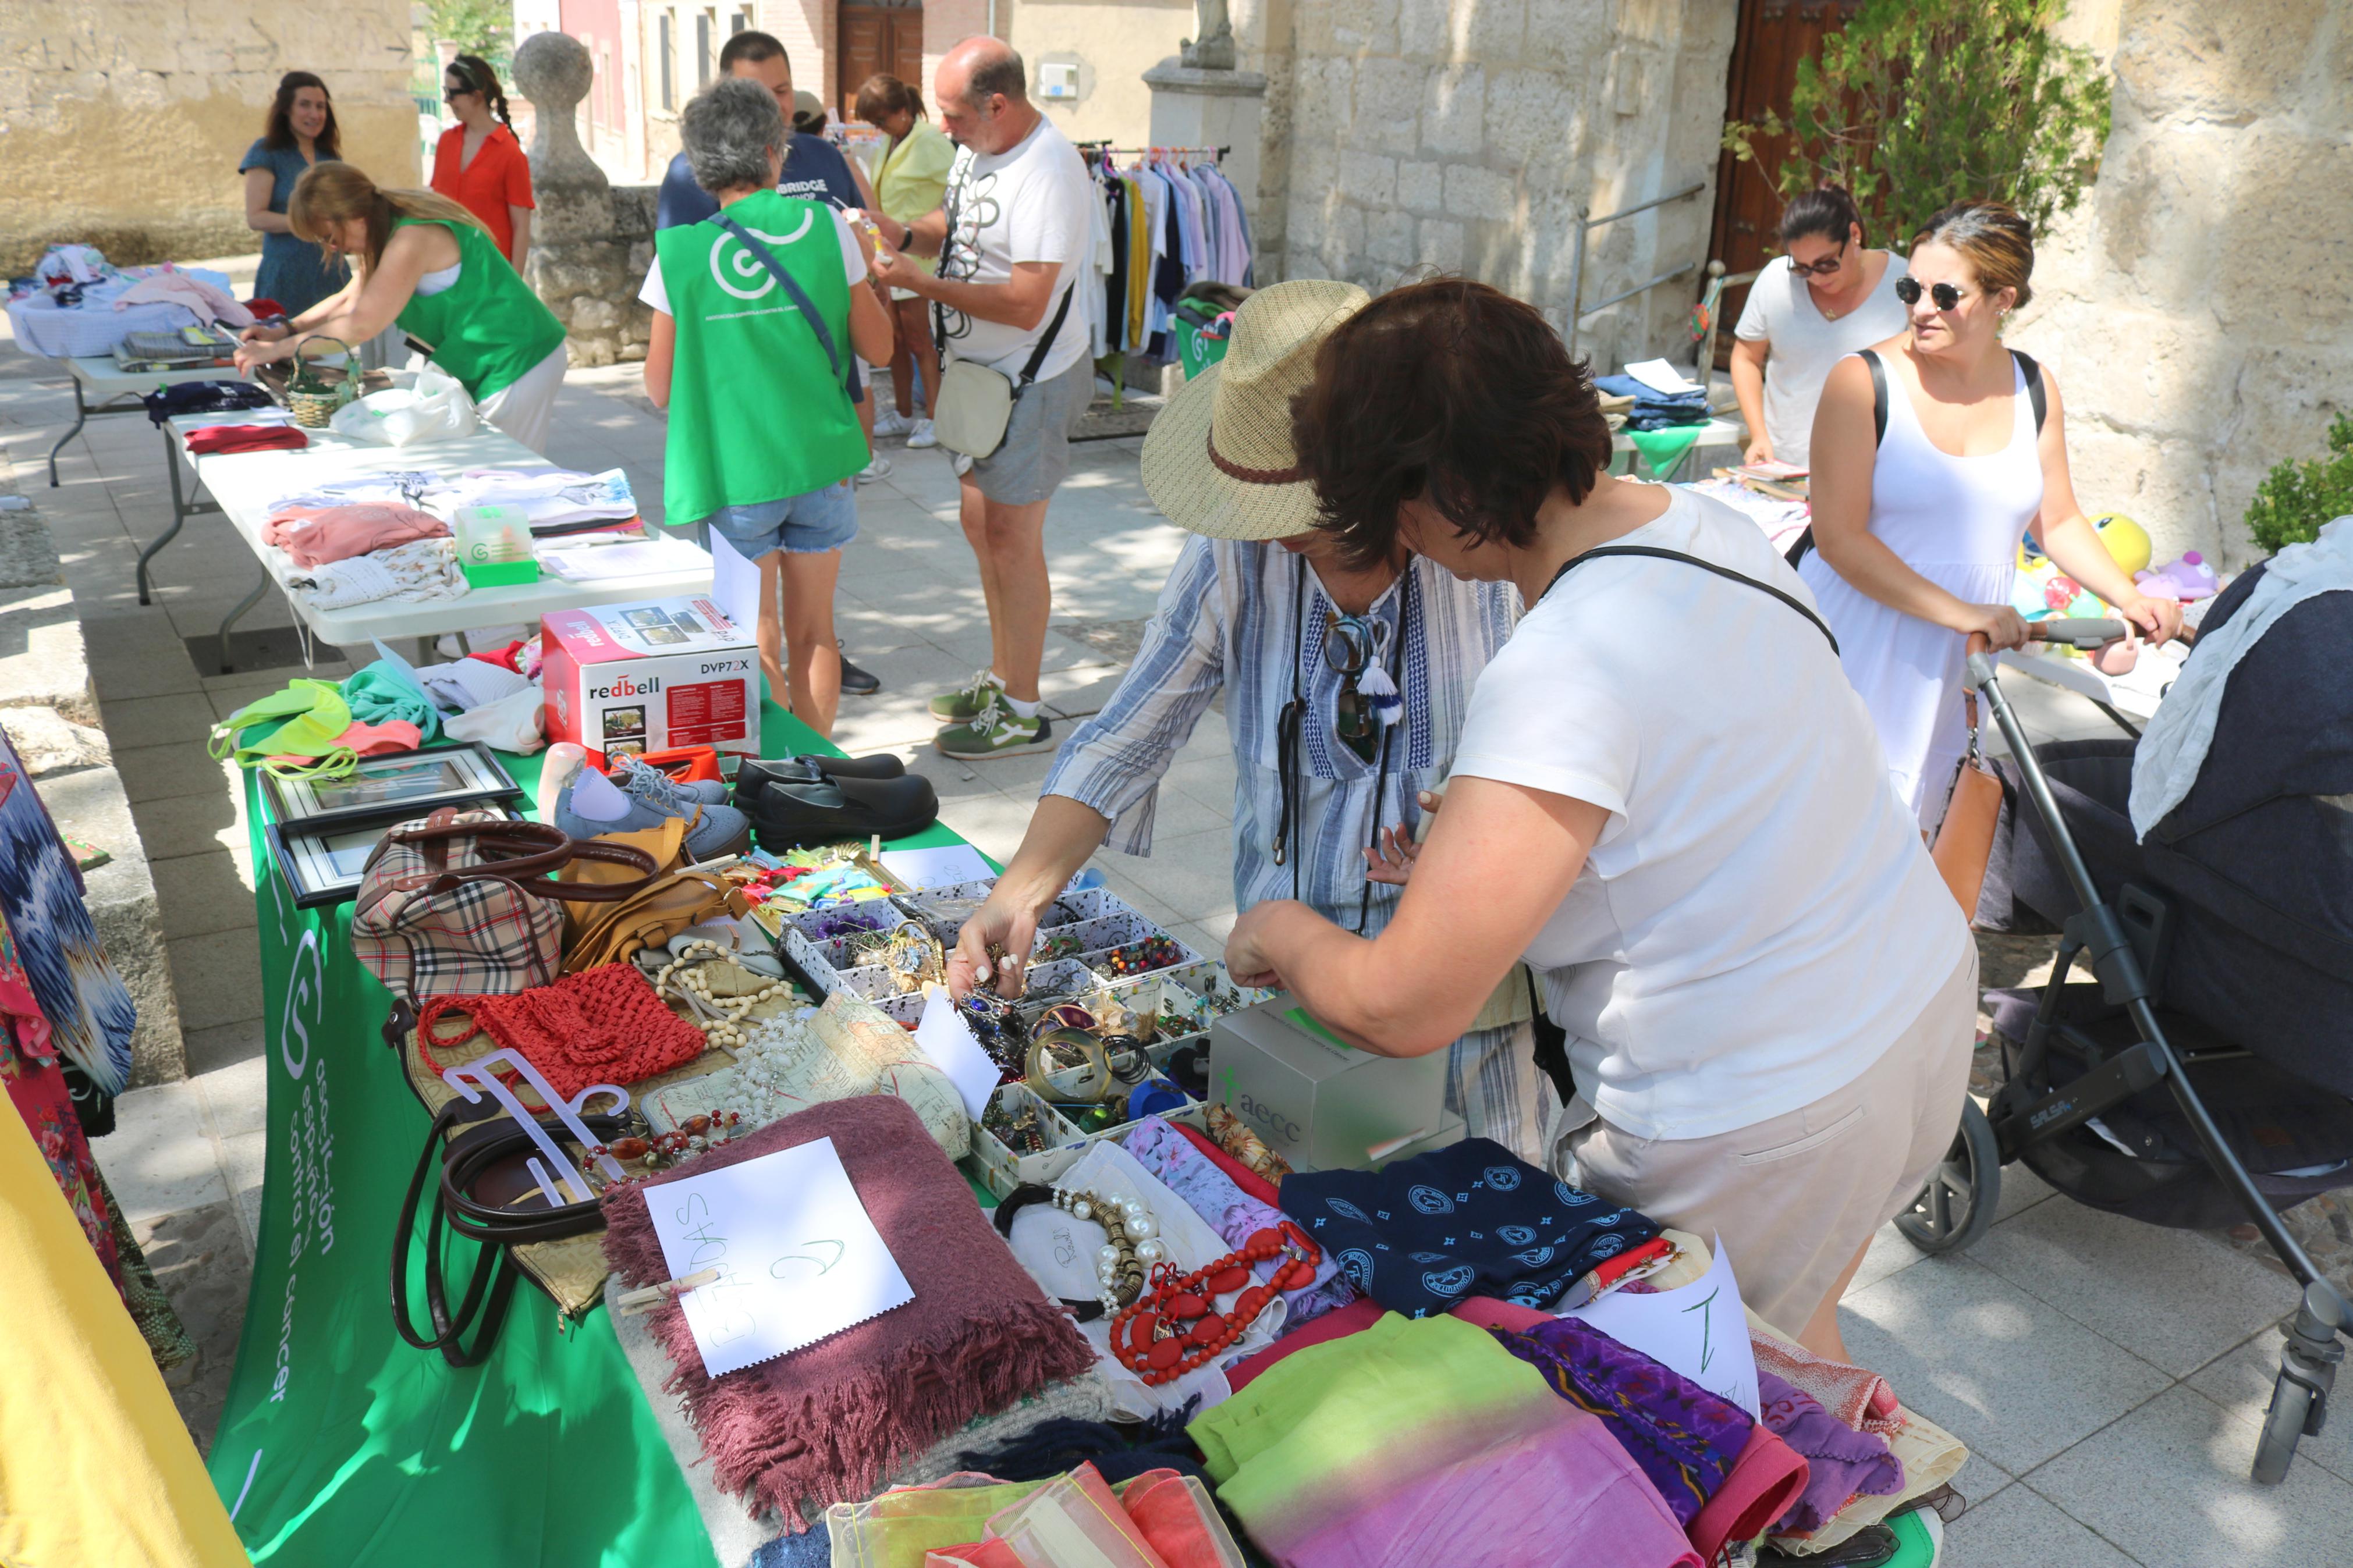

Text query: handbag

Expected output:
[391,1094,623,1367]
[1931,686,2004,921]
[560,866,751,974]
[351,808,662,1003]
[932,286,1075,460]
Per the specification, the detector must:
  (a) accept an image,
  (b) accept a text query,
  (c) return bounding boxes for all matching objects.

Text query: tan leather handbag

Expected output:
[1931,637,2004,922]
[560,865,751,974]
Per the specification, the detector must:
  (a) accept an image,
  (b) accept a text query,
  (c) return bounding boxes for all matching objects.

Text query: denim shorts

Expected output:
[703,479,859,559]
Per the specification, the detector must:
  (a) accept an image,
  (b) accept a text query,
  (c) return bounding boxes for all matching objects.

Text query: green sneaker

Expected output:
[935,695,1055,760]
[929,667,1006,721]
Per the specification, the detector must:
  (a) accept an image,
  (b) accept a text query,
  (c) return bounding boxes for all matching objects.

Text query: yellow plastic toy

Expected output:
[2088,513,2153,577]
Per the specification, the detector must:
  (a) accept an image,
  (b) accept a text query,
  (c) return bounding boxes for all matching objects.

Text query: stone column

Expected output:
[512,31,652,366]
[1143,59,1268,268]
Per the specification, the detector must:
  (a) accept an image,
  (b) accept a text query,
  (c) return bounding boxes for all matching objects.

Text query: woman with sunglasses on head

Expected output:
[431,55,536,271]
[946,281,1553,1162]
[234,163,568,452]
[1729,187,1910,472]
[1224,279,1975,1360]
[1800,198,2180,829]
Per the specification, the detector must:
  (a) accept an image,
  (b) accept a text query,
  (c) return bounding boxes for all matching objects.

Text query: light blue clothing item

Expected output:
[237,138,349,317]
[704,479,858,559]
[1038,536,1552,1161]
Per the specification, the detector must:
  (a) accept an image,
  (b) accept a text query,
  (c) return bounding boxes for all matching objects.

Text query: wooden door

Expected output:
[1706,0,1866,364]
[836,2,923,120]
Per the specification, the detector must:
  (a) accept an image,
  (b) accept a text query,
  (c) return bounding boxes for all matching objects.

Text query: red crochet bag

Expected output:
[416,963,707,1101]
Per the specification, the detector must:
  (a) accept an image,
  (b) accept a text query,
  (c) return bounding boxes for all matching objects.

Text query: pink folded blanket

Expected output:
[601,1094,1098,1531]
[262,503,449,568]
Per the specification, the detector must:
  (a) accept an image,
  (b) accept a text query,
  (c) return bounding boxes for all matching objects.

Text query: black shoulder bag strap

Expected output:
[2011,348,2047,432]
[1541,543,1839,654]
[714,214,848,391]
[1014,282,1077,392]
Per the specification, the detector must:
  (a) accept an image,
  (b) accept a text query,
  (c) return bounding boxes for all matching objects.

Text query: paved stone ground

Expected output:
[5,324,2348,1565]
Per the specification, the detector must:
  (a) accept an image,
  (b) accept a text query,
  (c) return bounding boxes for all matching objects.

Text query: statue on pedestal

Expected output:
[1180,0,1236,70]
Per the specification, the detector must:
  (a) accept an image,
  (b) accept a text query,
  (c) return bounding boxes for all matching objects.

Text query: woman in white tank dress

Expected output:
[1800,200,2181,829]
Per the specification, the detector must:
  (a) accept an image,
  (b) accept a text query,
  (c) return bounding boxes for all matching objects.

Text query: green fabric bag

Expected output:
[206,680,358,777]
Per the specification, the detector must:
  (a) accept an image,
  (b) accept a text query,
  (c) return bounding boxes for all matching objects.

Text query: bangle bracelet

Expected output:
[1025,1027,1112,1104]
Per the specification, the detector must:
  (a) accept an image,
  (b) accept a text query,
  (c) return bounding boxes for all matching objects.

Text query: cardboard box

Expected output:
[1208,995,1453,1172]
[541,596,760,758]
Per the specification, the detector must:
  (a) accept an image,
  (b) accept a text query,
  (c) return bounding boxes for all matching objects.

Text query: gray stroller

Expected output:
[1893,573,2353,1484]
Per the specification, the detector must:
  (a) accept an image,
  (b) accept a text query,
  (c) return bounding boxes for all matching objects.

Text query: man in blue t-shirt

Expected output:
[654,30,886,697]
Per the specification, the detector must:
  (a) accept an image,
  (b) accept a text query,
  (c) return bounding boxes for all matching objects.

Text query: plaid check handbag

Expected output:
[351,808,661,1002]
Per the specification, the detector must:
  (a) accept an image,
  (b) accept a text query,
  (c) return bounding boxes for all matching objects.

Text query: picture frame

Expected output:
[268,803,529,911]
[259,741,521,834]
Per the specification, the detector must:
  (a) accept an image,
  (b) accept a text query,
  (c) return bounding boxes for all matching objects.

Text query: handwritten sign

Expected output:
[646,1136,912,1377]
[1562,1235,1760,1418]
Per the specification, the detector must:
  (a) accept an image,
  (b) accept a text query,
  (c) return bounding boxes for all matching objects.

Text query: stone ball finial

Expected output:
[513,30,592,114]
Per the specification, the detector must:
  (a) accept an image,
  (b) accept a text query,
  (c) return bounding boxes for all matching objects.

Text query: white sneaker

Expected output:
[906,418,939,449]
[857,456,894,484]
[871,407,912,439]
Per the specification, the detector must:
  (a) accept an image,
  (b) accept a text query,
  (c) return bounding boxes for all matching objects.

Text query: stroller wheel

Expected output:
[1896,1099,2000,1256]
[2253,1370,2313,1485]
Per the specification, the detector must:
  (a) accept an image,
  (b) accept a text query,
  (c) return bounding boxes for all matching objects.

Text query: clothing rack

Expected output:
[1079,144,1230,159]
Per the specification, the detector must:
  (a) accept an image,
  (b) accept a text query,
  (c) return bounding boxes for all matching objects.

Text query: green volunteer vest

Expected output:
[391,218,567,401]
[654,190,867,527]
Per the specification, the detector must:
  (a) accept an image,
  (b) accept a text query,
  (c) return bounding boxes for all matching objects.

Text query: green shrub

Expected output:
[2245,413,2353,555]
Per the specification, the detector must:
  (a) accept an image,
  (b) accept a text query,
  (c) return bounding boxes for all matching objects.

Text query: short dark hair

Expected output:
[1291,279,1614,570]
[1780,186,1862,247]
[967,49,1027,108]
[719,29,789,73]
[263,70,340,157]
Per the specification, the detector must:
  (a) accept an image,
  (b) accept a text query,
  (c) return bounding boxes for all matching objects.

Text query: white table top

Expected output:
[1998,638,2185,721]
[68,354,250,397]
[168,414,712,646]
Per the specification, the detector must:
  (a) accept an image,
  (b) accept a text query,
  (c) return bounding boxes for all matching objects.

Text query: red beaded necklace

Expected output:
[1110,1221,1322,1385]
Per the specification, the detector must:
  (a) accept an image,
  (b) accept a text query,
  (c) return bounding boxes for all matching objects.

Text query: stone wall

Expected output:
[2012,0,2353,567]
[1229,0,1736,374]
[0,0,420,275]
[514,31,656,367]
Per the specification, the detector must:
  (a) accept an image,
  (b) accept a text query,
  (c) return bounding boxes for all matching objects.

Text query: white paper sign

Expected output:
[647,1136,913,1377]
[707,528,761,630]
[1562,1235,1760,1418]
[1624,357,1702,396]
[879,843,996,890]
[913,986,1007,1122]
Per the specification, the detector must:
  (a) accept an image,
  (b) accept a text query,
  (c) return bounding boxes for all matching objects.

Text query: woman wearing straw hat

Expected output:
[1221,280,1973,1358]
[945,280,1552,1161]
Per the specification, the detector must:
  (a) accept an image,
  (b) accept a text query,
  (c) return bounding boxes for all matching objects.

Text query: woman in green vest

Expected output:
[234,163,569,453]
[640,77,895,738]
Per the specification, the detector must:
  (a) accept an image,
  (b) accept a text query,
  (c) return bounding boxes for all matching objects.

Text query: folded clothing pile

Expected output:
[924,1463,1245,1568]
[270,471,436,511]
[186,423,308,456]
[601,1094,1098,1530]
[422,467,641,535]
[1594,374,1712,431]
[144,379,275,426]
[262,503,448,568]
[288,538,466,610]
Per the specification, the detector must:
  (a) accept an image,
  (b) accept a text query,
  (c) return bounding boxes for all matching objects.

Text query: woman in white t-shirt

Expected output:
[1730,187,1910,471]
[1224,279,1976,1359]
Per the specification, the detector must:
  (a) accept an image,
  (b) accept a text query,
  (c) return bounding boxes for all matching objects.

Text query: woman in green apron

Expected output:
[235,164,569,453]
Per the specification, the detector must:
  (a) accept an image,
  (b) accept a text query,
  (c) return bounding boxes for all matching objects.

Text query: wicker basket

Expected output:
[285,337,355,428]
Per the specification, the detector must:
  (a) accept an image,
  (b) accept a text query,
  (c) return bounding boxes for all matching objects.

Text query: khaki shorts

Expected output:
[1564,943,1978,1338]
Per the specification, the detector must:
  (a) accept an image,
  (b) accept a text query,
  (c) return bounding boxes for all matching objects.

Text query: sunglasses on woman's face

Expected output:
[1895,277,1970,311]
[1786,239,1848,279]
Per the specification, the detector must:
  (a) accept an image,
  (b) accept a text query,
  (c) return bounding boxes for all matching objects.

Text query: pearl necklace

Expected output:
[654,938,789,1053]
[1050,1186,1166,1313]
[707,1007,824,1130]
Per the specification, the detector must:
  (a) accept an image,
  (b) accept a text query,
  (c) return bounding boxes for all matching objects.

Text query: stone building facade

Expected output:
[0,0,420,273]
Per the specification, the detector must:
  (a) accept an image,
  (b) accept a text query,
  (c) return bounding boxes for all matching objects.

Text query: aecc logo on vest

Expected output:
[709,211,817,300]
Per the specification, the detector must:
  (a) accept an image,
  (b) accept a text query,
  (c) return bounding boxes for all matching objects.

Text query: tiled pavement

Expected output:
[3,323,2346,1565]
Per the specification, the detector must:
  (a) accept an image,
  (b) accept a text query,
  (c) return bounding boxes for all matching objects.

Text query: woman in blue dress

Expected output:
[239,72,350,317]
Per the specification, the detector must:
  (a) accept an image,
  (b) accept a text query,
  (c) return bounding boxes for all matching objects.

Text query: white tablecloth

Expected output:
[6,267,237,359]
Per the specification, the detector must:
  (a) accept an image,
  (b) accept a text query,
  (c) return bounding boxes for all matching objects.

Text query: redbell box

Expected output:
[542,597,761,757]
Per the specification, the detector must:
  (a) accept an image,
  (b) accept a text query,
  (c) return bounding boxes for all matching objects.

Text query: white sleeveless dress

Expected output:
[1800,355,2045,827]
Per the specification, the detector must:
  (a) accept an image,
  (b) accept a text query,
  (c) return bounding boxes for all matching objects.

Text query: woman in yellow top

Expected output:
[854,73,956,449]
[234,164,569,453]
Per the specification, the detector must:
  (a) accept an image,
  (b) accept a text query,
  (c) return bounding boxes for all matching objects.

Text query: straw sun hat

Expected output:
[1140,279,1372,540]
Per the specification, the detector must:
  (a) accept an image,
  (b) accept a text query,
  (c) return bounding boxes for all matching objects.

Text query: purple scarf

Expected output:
[1490,1317,1754,1526]
[1124,1116,1355,1322]
[1758,1371,1904,1533]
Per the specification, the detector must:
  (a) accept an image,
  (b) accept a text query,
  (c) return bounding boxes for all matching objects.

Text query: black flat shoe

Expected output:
[839,643,881,696]
[734,753,907,812]
[745,773,939,849]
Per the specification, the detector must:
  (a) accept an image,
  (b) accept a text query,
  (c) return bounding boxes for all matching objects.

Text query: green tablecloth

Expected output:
[205,703,972,1565]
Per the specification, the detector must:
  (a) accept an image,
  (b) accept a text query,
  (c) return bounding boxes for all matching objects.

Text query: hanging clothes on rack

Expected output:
[1078,146,1251,362]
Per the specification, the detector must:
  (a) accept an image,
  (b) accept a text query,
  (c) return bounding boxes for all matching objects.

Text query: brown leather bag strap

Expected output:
[421,838,665,904]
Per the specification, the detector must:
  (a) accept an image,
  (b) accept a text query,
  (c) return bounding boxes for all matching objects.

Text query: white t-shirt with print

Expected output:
[1449,486,1968,1142]
[637,208,867,315]
[934,116,1095,382]
[1732,252,1911,468]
